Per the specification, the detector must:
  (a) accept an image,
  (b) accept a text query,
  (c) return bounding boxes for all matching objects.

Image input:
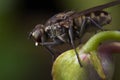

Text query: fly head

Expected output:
[29,24,45,46]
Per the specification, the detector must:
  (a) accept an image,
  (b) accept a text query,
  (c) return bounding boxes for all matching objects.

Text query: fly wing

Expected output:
[45,11,75,26]
[70,0,120,19]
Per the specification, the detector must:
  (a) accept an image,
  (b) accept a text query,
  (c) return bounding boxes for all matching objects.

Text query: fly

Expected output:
[29,0,120,67]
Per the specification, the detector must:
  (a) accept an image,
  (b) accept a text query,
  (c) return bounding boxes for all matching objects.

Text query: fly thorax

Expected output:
[45,25,55,38]
[45,24,65,39]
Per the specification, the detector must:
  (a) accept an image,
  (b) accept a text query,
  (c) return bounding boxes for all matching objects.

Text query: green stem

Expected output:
[80,31,120,53]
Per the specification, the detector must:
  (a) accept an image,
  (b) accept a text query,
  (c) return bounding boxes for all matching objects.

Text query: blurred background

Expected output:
[0,0,120,80]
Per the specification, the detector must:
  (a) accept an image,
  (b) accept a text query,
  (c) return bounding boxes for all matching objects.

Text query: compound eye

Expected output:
[31,30,41,42]
[30,24,44,42]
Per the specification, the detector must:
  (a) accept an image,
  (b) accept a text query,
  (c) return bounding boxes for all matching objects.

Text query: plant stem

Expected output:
[80,31,120,53]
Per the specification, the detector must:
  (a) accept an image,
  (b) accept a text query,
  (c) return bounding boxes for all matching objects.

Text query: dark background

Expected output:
[0,0,120,80]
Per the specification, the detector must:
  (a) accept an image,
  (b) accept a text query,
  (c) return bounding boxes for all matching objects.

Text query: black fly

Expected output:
[29,0,120,67]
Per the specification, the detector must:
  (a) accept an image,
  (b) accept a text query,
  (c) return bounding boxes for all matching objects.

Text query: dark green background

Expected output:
[0,0,120,80]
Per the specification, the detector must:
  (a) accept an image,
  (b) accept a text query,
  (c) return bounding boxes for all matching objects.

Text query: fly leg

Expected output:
[44,46,56,61]
[79,19,87,37]
[87,17,104,30]
[40,39,63,61]
[68,23,83,67]
[78,19,87,44]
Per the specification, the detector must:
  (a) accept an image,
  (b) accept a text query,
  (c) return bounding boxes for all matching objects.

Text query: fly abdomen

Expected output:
[89,11,112,26]
[74,11,112,28]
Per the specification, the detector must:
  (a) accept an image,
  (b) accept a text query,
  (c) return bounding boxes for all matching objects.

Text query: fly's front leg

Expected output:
[44,46,57,61]
[40,39,62,46]
[68,23,83,67]
[40,39,63,61]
